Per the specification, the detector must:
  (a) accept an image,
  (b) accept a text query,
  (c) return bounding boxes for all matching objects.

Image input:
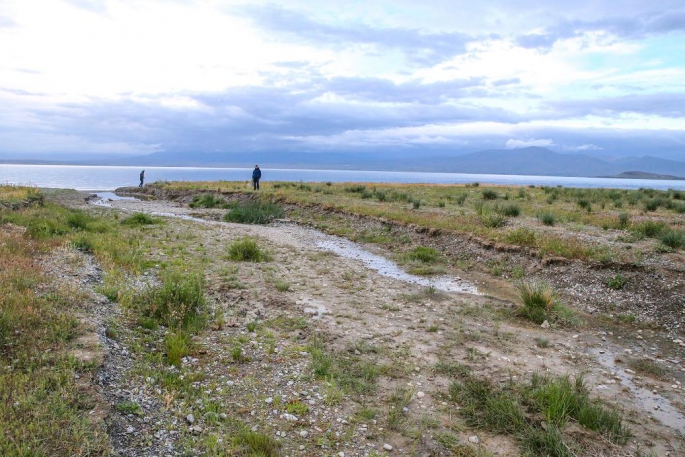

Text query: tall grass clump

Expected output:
[632,220,665,238]
[537,212,557,226]
[224,200,283,224]
[227,236,269,262]
[496,203,521,217]
[189,194,226,208]
[660,230,685,249]
[403,246,439,263]
[517,281,581,327]
[136,271,206,329]
[482,189,498,200]
[481,213,507,228]
[122,212,158,226]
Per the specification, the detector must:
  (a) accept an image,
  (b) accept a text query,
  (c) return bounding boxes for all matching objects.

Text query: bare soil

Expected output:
[54,188,685,456]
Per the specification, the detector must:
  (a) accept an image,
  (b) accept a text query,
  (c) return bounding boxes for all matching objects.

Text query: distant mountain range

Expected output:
[3,147,685,178]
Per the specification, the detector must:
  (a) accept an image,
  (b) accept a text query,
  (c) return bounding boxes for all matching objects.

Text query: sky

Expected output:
[1,0,685,162]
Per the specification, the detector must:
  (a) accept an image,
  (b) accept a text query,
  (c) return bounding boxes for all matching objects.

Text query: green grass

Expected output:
[189,193,226,208]
[660,230,685,249]
[165,331,191,366]
[132,270,206,330]
[232,430,281,456]
[224,200,283,224]
[122,212,159,225]
[627,358,668,380]
[403,246,439,263]
[517,281,582,327]
[227,236,270,262]
[537,212,557,226]
[607,274,627,290]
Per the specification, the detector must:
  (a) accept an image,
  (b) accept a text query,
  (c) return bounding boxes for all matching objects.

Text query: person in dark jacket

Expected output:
[252,165,261,190]
[139,170,145,187]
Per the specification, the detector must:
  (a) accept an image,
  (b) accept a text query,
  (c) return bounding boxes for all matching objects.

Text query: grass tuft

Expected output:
[227,236,269,262]
[224,200,283,224]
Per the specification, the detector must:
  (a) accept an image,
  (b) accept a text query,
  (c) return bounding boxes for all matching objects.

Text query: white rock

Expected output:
[383,443,393,451]
[416,391,425,399]
[300,430,309,438]
[468,435,479,444]
[126,426,135,434]
[540,320,550,329]
[265,397,273,404]
[186,414,195,424]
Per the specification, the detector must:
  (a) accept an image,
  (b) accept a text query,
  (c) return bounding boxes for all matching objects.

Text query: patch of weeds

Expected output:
[71,235,94,253]
[627,358,668,380]
[606,274,627,290]
[537,212,557,226]
[617,313,636,325]
[274,280,291,292]
[246,321,258,332]
[403,246,440,263]
[379,303,400,312]
[105,321,118,339]
[232,430,281,456]
[224,200,283,224]
[517,281,582,328]
[356,407,377,420]
[433,361,471,378]
[521,426,572,457]
[122,213,159,226]
[387,386,414,431]
[427,324,439,332]
[632,221,665,238]
[189,194,225,208]
[535,337,550,348]
[231,345,249,363]
[481,213,507,228]
[134,270,206,329]
[286,400,309,416]
[496,203,521,217]
[227,236,270,262]
[510,265,526,279]
[482,189,498,200]
[506,228,537,247]
[660,230,685,249]
[116,401,142,415]
[138,316,158,330]
[165,331,191,366]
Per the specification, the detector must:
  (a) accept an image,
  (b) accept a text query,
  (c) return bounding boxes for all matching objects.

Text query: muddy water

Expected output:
[592,348,685,436]
[309,231,479,294]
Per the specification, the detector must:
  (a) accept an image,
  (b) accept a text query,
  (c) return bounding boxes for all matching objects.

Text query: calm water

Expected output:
[2,164,685,191]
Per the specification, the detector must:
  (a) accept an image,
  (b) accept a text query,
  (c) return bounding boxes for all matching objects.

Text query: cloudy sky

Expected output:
[1,0,685,161]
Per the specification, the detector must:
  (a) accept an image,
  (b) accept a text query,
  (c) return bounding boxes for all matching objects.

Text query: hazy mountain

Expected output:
[4,147,685,178]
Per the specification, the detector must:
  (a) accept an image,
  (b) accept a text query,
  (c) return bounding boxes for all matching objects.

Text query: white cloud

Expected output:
[506,138,554,149]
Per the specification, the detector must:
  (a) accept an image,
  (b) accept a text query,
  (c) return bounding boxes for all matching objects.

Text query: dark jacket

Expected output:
[252,168,261,180]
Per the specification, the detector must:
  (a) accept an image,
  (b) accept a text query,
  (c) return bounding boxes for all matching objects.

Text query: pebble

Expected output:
[300,430,309,438]
[265,397,273,404]
[186,414,195,424]
[416,391,425,399]
[468,435,479,444]
[383,443,393,451]
[126,426,135,434]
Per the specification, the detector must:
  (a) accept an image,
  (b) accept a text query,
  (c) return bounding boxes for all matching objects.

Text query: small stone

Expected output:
[468,435,479,444]
[126,426,135,434]
[186,414,195,424]
[383,443,393,451]
[416,391,425,399]
[300,430,309,438]
[300,445,305,450]
[338,452,345,457]
[265,397,273,404]
[540,320,550,329]
[572,334,579,339]
[220,413,227,420]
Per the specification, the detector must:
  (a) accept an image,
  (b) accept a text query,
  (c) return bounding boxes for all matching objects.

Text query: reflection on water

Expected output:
[593,348,685,436]
[5,163,685,191]
[313,232,479,294]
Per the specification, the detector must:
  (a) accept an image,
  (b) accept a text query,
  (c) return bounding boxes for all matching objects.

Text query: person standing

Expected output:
[252,165,261,190]
[139,170,145,187]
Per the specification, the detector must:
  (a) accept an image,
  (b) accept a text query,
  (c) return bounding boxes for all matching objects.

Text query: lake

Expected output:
[2,163,685,191]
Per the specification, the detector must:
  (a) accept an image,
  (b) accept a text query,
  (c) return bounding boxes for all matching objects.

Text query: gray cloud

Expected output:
[546,93,685,118]
[0,16,17,27]
[516,9,685,49]
[234,4,471,66]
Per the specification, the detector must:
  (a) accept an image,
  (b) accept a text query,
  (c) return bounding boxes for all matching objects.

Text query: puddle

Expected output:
[592,348,685,436]
[313,233,478,294]
[300,299,329,319]
[91,192,139,207]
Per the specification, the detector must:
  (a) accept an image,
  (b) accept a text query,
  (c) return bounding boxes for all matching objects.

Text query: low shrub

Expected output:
[606,274,627,290]
[137,271,206,329]
[517,281,582,327]
[660,230,685,249]
[481,213,507,228]
[189,194,226,208]
[496,203,521,217]
[227,236,269,262]
[632,221,665,238]
[506,228,537,246]
[537,212,557,226]
[404,246,439,263]
[482,189,498,200]
[122,213,158,226]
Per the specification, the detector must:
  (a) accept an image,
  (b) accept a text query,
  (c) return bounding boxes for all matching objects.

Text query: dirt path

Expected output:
[71,192,685,455]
